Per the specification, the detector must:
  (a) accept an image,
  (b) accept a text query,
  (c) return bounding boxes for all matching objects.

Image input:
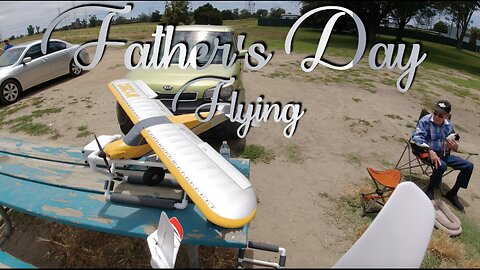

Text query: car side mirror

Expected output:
[22,57,32,64]
[238,50,248,58]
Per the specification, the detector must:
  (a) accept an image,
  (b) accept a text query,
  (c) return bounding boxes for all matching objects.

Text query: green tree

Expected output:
[89,15,98,27]
[162,1,191,25]
[138,12,150,22]
[433,21,449,33]
[300,1,392,42]
[151,10,162,22]
[239,9,252,19]
[232,8,240,19]
[194,4,222,25]
[388,1,435,42]
[469,26,480,48]
[221,9,236,20]
[35,25,40,34]
[27,25,35,36]
[268,7,285,19]
[443,1,480,49]
[114,16,129,25]
[255,9,269,18]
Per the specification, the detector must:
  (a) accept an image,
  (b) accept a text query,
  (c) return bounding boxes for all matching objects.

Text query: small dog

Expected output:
[446,133,460,141]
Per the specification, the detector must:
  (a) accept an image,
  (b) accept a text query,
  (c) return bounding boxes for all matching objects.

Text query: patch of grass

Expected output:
[0,102,29,121]
[108,63,123,69]
[380,159,394,168]
[318,192,329,199]
[458,214,480,259]
[329,182,376,241]
[380,77,396,86]
[6,106,63,137]
[10,122,54,136]
[31,107,64,117]
[444,75,480,90]
[352,98,362,103]
[285,144,305,164]
[264,71,289,79]
[241,144,275,164]
[428,230,465,261]
[344,152,363,167]
[421,214,480,267]
[352,77,376,93]
[421,251,443,268]
[76,125,93,138]
[50,131,63,140]
[455,124,467,133]
[385,114,403,120]
[344,116,374,136]
[31,97,44,107]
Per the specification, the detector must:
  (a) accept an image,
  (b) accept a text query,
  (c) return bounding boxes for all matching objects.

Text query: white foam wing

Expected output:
[333,182,435,268]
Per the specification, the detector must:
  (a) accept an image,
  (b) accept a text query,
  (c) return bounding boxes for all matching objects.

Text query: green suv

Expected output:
[121,25,245,138]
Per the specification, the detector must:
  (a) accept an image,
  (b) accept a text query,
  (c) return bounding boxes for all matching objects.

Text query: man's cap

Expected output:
[433,100,451,114]
[3,39,8,42]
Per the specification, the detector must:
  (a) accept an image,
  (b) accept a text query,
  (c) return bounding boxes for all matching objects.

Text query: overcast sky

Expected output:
[0,1,479,40]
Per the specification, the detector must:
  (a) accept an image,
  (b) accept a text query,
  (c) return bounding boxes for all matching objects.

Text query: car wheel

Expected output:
[69,60,83,76]
[0,80,22,105]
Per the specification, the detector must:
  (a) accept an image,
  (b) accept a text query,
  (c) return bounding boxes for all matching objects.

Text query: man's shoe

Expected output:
[445,192,464,211]
[425,189,434,200]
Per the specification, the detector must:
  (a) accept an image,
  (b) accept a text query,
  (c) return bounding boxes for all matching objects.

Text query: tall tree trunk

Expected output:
[366,19,378,43]
[396,19,407,43]
[457,28,467,49]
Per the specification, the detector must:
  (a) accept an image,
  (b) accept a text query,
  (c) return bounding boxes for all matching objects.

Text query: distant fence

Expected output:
[258,18,479,52]
[377,26,478,52]
[258,18,298,27]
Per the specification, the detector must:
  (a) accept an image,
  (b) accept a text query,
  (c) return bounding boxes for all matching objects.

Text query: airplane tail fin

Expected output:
[147,212,183,268]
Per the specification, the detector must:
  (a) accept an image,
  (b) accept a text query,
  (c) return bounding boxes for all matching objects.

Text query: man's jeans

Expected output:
[430,153,474,189]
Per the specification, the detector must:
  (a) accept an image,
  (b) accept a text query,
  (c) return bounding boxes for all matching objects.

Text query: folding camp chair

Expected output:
[394,109,478,183]
[360,167,401,216]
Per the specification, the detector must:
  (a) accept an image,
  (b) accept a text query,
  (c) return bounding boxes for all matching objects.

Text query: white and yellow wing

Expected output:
[109,79,256,228]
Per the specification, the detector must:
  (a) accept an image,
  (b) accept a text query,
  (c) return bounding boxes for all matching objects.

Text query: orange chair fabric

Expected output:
[366,168,401,189]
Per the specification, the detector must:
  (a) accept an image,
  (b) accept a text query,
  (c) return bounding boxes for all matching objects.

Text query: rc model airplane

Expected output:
[84,79,257,229]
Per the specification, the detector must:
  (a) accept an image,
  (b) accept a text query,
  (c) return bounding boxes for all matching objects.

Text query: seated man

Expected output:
[411,100,474,211]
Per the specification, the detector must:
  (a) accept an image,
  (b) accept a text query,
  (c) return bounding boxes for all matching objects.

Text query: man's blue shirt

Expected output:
[4,44,13,50]
[411,113,454,152]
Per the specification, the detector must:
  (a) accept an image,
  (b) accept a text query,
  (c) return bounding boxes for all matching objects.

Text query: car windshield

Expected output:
[0,47,25,67]
[149,31,234,65]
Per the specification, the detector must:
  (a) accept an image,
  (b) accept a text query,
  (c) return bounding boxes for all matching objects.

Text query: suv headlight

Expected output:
[204,83,235,101]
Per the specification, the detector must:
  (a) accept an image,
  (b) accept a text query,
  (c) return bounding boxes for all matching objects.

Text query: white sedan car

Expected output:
[0,39,90,105]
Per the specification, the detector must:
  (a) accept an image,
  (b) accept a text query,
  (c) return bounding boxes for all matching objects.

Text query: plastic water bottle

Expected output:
[220,141,230,160]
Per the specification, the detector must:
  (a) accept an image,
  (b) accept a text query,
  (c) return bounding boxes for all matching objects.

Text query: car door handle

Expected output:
[42,58,48,62]
[63,51,68,55]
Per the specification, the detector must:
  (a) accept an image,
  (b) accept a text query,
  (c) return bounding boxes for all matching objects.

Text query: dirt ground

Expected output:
[1,47,479,268]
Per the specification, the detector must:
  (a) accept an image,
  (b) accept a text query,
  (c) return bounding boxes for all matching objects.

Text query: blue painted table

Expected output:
[0,251,35,268]
[0,137,250,266]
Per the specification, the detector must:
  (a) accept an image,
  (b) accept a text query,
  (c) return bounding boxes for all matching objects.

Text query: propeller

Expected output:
[94,134,111,174]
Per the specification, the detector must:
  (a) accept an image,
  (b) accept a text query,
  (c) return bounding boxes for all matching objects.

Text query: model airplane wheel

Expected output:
[143,167,165,186]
